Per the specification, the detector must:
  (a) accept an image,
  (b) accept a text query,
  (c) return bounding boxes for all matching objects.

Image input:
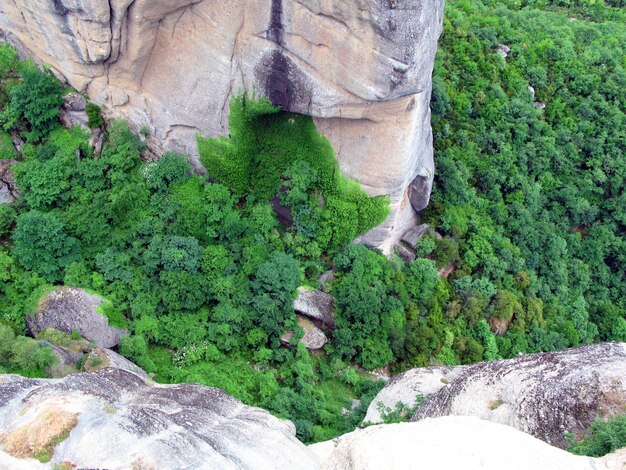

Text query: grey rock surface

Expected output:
[0,0,444,251]
[293,287,335,330]
[401,223,429,250]
[312,416,623,470]
[27,287,127,348]
[83,348,149,380]
[364,365,467,425]
[0,368,319,469]
[62,92,87,112]
[411,343,626,448]
[281,315,328,350]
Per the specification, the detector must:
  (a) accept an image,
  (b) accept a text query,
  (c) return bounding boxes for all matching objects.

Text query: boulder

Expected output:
[281,315,328,350]
[58,109,89,131]
[83,348,149,380]
[62,92,87,111]
[411,343,626,448]
[0,0,444,251]
[293,287,335,330]
[0,369,320,469]
[363,365,467,425]
[394,243,416,262]
[408,175,433,213]
[0,161,17,204]
[27,287,128,348]
[400,223,430,250]
[312,416,623,470]
[497,44,511,59]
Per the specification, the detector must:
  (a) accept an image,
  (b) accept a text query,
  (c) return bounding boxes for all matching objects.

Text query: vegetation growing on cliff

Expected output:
[0,0,624,447]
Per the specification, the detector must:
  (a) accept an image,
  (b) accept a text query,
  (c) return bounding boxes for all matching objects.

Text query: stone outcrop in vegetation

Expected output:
[0,0,444,249]
[27,287,127,348]
[389,343,626,449]
[0,368,320,469]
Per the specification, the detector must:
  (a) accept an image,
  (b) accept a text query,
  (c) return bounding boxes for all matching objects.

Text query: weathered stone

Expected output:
[394,243,416,262]
[293,286,335,329]
[528,85,536,100]
[401,223,429,250]
[364,365,467,425]
[27,287,128,348]
[408,174,433,213]
[318,270,335,292]
[497,44,511,59]
[312,416,623,470]
[411,343,626,449]
[58,109,89,131]
[63,92,87,111]
[0,0,444,251]
[0,369,320,469]
[535,101,546,110]
[89,127,104,154]
[0,161,17,204]
[83,348,149,380]
[281,315,328,350]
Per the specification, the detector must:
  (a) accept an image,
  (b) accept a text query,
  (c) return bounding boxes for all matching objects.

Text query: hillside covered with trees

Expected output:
[0,0,624,448]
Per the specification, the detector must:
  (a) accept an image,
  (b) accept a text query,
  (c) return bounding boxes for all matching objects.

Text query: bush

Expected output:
[12,210,78,281]
[86,103,104,129]
[568,415,626,457]
[2,65,63,142]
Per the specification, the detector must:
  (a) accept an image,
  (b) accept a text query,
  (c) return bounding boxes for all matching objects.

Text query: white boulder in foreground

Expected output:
[0,369,319,469]
[312,416,625,470]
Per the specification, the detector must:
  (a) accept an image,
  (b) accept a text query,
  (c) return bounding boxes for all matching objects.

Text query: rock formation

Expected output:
[365,343,626,449]
[27,287,128,348]
[293,287,335,330]
[363,365,467,424]
[311,416,624,470]
[0,368,320,469]
[0,0,444,250]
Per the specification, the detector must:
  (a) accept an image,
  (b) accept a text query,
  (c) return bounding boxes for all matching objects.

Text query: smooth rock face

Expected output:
[0,0,444,250]
[0,369,320,469]
[410,343,626,448]
[363,365,467,425]
[281,315,328,350]
[312,416,621,470]
[293,287,335,330]
[27,287,128,348]
[83,348,149,380]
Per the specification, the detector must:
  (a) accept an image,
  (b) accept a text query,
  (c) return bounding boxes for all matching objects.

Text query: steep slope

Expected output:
[0,0,444,250]
[0,368,320,469]
[364,343,626,449]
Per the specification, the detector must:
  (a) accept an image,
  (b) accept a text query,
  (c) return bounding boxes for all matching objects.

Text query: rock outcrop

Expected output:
[363,365,467,424]
[83,348,149,380]
[281,315,328,350]
[27,287,128,348]
[398,343,626,449]
[0,368,320,469]
[312,416,624,470]
[293,287,335,330]
[0,0,444,250]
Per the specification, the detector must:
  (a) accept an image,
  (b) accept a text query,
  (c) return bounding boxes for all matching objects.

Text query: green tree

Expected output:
[12,211,78,281]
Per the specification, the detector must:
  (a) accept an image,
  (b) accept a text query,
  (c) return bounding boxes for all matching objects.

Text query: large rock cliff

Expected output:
[0,0,444,250]
[364,343,626,449]
[0,368,320,469]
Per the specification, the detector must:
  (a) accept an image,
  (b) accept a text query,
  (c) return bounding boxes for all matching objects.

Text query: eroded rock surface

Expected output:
[312,416,623,470]
[363,365,467,425]
[27,287,127,348]
[0,0,444,250]
[293,287,335,330]
[408,343,626,448]
[0,368,320,469]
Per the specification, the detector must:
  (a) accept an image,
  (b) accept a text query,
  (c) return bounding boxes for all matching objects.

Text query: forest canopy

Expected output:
[0,0,624,447]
